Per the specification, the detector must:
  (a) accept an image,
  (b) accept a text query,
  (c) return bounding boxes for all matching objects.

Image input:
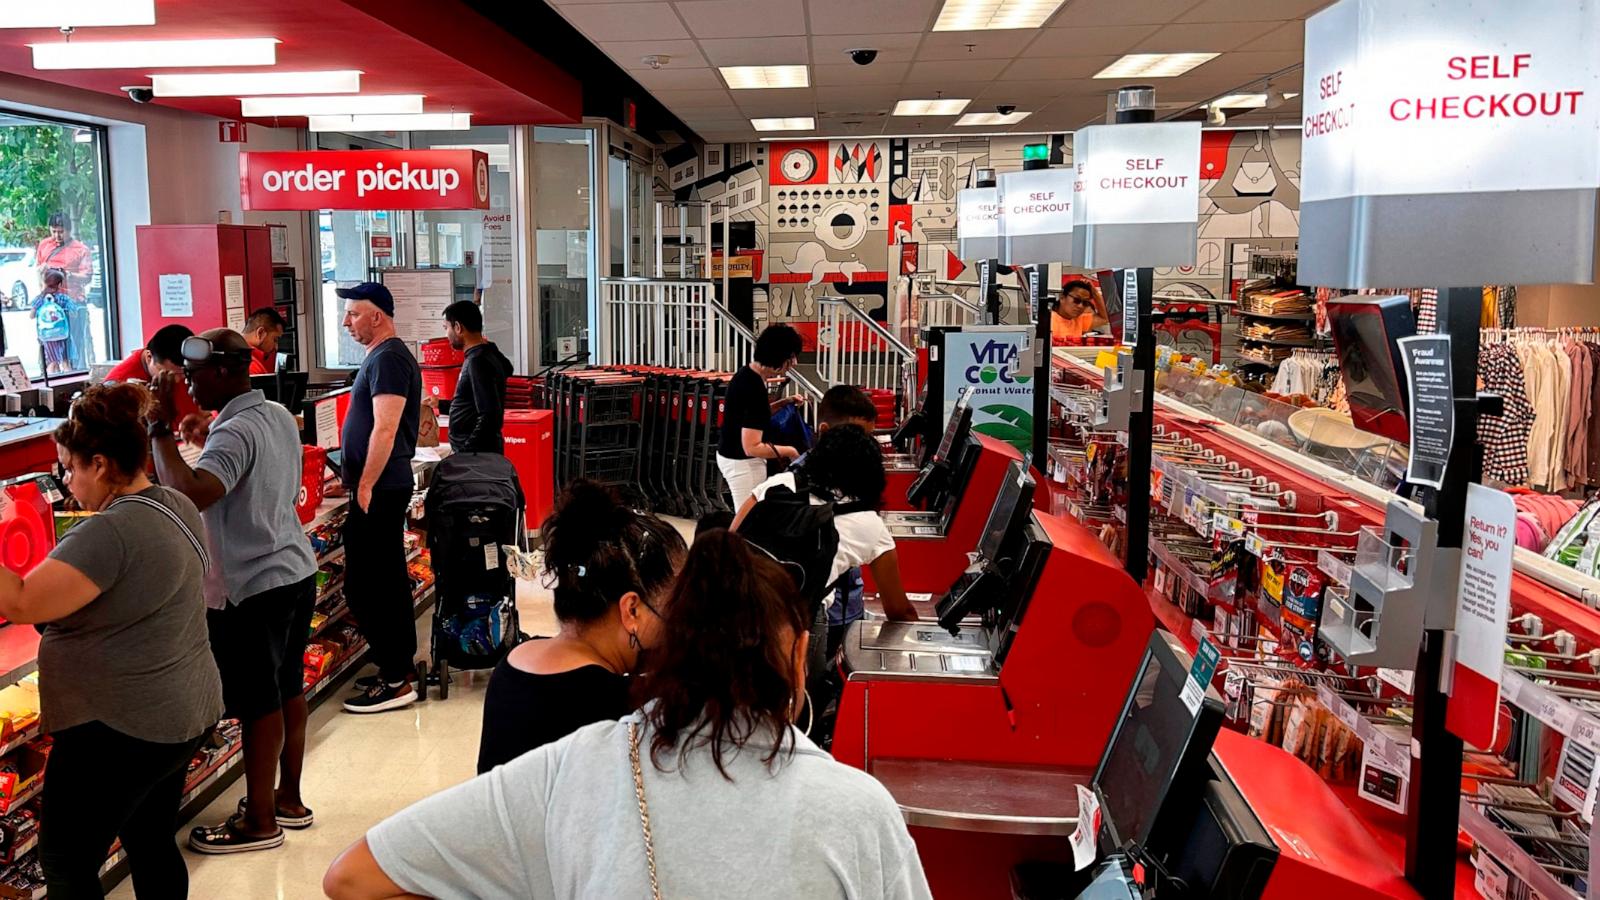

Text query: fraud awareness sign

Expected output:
[943,328,1035,454]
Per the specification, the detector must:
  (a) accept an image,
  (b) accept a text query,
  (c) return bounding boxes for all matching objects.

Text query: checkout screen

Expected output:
[1096,653,1193,849]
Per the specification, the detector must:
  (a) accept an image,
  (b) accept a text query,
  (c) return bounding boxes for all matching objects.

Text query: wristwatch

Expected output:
[146,420,173,440]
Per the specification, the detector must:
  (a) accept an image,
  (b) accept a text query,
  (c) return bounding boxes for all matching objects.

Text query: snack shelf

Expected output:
[0,779,40,818]
[1147,535,1208,598]
[316,545,346,567]
[180,741,243,809]
[303,496,350,534]
[0,727,39,764]
[1311,682,1410,773]
[0,631,40,695]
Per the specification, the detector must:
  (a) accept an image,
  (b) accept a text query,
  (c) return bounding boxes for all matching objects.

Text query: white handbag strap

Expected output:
[107,494,210,572]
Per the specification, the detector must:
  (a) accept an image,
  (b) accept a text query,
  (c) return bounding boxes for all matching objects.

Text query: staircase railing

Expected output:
[918,289,982,329]
[815,299,915,401]
[711,297,822,430]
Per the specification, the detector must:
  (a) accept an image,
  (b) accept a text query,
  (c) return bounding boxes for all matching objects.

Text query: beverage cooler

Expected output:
[135,224,275,336]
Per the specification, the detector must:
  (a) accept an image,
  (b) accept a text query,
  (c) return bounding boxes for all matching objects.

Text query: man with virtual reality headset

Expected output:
[147,328,319,855]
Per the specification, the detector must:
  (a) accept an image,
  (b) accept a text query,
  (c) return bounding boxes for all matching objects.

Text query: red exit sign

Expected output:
[218,121,248,143]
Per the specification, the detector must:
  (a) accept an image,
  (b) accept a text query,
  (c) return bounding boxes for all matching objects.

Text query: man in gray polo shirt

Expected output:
[148,328,318,855]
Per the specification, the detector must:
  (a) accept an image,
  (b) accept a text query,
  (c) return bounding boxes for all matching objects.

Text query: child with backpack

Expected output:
[32,269,71,375]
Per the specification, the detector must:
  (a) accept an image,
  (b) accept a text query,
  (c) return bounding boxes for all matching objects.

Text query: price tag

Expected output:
[1377,668,1415,695]
[1244,532,1266,557]
[1358,743,1408,813]
[1212,514,1246,539]
[1154,568,1169,595]
[484,542,500,571]
[1069,783,1103,871]
[1474,858,1509,900]
[1179,639,1220,715]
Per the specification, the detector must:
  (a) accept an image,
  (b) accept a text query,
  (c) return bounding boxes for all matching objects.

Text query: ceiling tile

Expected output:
[815,85,903,106]
[697,36,811,66]
[1052,0,1204,26]
[674,0,806,37]
[1025,25,1160,56]
[893,81,994,100]
[1134,20,1282,53]
[1000,55,1118,80]
[631,66,727,90]
[650,88,739,107]
[599,39,709,69]
[1237,21,1304,52]
[810,33,924,64]
[557,2,689,40]
[974,78,1103,102]
[907,58,1010,82]
[733,90,819,115]
[812,62,912,85]
[1177,0,1333,22]
[912,31,1026,61]
[807,0,938,36]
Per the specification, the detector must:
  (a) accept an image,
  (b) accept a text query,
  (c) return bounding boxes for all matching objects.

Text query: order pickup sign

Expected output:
[241,149,490,211]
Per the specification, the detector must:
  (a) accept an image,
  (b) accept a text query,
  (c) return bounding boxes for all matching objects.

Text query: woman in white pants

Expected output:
[716,324,806,510]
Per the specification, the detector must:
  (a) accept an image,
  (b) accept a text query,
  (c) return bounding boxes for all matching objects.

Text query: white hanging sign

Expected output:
[997,168,1073,266]
[1301,0,1600,202]
[956,187,1001,261]
[1072,122,1201,226]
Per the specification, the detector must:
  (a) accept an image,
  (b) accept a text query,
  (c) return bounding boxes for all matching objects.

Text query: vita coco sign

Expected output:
[1071,122,1200,268]
[944,328,1035,454]
[241,150,491,211]
[956,187,1001,261]
[1298,0,1600,286]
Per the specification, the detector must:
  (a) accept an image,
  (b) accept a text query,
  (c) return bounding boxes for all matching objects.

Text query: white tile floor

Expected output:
[108,578,565,900]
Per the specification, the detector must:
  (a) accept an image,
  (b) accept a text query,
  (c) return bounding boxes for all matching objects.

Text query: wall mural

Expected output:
[658,130,1302,353]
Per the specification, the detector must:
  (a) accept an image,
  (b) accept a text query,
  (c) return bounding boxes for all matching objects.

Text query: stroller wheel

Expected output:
[435,658,450,700]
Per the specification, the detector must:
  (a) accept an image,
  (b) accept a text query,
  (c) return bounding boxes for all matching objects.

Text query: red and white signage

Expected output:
[1447,484,1514,751]
[218,121,248,143]
[1301,0,1600,202]
[1071,122,1201,226]
[240,149,491,211]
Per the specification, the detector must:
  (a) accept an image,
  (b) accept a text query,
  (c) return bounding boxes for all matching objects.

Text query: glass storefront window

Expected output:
[535,126,595,365]
[0,110,117,380]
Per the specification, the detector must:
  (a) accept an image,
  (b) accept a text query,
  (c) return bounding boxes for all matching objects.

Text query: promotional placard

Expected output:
[956,187,1001,261]
[1120,269,1138,347]
[1447,484,1514,750]
[942,327,1035,454]
[241,149,491,211]
[1397,334,1454,488]
[1071,122,1201,268]
[1299,0,1600,286]
[997,169,1073,266]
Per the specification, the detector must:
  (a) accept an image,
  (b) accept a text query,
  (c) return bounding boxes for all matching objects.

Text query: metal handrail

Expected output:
[709,300,821,429]
[815,299,914,407]
[819,299,914,357]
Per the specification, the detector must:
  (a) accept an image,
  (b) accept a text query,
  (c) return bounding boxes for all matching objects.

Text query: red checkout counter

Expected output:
[836,462,1421,900]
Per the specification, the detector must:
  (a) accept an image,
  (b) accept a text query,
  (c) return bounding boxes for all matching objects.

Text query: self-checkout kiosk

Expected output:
[872,390,1024,593]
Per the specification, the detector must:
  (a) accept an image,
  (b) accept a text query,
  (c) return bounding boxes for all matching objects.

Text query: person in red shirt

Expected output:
[242,307,287,375]
[35,214,94,370]
[106,325,204,434]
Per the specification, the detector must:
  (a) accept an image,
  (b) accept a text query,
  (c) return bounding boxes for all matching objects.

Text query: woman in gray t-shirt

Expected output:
[0,383,222,899]
[326,529,932,900]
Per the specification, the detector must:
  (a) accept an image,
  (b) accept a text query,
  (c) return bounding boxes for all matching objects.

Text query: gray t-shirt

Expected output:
[42,485,223,744]
[195,390,317,607]
[369,711,932,900]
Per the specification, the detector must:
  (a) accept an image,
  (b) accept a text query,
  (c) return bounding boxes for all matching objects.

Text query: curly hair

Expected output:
[633,529,809,778]
[54,382,152,479]
[799,423,885,509]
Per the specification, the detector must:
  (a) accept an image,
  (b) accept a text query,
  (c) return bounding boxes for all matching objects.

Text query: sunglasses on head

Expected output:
[180,336,249,371]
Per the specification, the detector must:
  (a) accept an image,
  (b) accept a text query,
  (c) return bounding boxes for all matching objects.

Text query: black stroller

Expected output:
[423,452,525,699]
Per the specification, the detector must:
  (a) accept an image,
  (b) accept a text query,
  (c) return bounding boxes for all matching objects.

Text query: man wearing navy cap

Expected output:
[334,283,423,713]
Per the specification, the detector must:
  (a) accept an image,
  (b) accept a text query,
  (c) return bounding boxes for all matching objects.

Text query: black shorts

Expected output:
[207,576,316,721]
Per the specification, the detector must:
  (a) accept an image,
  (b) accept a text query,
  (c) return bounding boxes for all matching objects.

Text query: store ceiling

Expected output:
[544,0,1319,141]
[0,0,580,126]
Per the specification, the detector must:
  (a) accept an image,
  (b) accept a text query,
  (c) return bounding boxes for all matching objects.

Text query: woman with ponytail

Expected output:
[327,530,930,900]
[475,479,686,774]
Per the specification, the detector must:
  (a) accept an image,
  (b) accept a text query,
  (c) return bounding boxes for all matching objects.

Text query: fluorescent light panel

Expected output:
[720,65,809,89]
[893,98,971,116]
[751,117,815,132]
[151,71,361,98]
[242,94,424,117]
[308,113,472,132]
[31,38,277,70]
[3,0,154,28]
[933,0,1067,31]
[955,111,1031,126]
[1212,93,1267,109]
[1094,52,1218,79]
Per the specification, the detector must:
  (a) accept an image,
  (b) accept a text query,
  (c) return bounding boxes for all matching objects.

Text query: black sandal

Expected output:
[188,820,284,855]
[235,797,315,829]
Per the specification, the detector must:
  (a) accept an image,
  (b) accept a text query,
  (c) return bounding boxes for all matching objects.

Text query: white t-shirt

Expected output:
[369,712,933,900]
[751,471,896,590]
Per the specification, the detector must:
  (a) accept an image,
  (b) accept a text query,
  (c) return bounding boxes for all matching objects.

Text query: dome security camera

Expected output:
[123,86,154,104]
[847,48,879,66]
[996,104,1017,116]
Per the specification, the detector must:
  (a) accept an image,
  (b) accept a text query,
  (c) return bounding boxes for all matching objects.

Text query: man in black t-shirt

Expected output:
[716,324,804,510]
[335,282,424,714]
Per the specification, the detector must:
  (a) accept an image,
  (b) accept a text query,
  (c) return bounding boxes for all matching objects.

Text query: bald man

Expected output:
[149,327,319,854]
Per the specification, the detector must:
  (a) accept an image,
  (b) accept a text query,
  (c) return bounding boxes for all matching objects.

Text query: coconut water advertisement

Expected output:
[943,327,1035,454]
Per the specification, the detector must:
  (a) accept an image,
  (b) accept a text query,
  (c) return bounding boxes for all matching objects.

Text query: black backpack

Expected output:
[739,470,869,610]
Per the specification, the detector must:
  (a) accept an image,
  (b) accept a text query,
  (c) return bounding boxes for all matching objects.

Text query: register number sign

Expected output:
[240,149,491,211]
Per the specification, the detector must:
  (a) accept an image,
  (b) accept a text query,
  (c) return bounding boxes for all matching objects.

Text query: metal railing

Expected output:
[918,289,982,328]
[598,278,712,368]
[815,298,915,399]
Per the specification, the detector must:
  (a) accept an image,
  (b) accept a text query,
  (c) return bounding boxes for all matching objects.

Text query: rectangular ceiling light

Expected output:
[720,65,809,89]
[152,71,361,98]
[1094,52,1219,79]
[31,38,277,70]
[242,94,424,117]
[1211,93,1267,108]
[308,113,472,132]
[933,0,1067,31]
[893,98,971,116]
[955,110,1032,126]
[751,117,815,132]
[3,0,155,28]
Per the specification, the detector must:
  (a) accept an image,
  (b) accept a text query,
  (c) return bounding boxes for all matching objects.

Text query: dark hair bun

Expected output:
[541,479,687,624]
[542,480,631,569]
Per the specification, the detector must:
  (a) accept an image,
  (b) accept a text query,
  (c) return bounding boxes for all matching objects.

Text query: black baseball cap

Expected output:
[335,282,395,317]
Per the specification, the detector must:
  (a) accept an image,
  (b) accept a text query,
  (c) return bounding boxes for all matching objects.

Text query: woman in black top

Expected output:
[716,324,806,511]
[476,480,686,773]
